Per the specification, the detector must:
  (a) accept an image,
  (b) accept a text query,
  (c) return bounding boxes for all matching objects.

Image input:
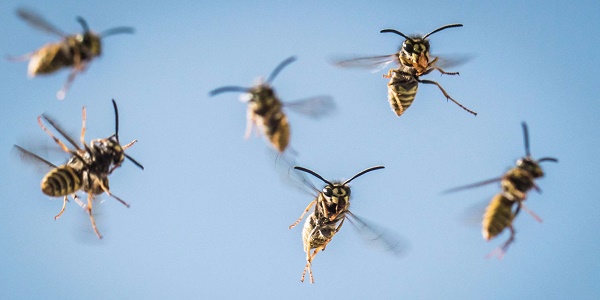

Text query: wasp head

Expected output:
[516,157,544,178]
[75,32,102,59]
[322,183,351,207]
[399,37,431,71]
[89,137,125,174]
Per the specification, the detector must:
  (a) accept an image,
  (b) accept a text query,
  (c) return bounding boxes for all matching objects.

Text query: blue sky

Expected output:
[1,1,599,299]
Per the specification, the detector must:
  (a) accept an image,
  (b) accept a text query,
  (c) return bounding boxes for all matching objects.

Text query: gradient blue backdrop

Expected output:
[1,1,598,299]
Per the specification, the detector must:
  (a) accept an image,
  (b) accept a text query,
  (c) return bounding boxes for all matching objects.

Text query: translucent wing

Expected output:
[40,113,82,151]
[430,53,475,70]
[331,54,398,72]
[14,144,58,169]
[275,155,319,197]
[346,211,409,257]
[284,96,335,119]
[443,176,503,194]
[17,8,66,37]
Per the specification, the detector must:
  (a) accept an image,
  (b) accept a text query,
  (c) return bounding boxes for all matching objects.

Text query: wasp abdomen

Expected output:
[41,165,82,197]
[263,111,289,152]
[387,70,419,116]
[482,194,514,240]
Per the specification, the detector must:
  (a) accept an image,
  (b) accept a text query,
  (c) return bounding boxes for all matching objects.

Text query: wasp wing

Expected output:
[346,211,409,257]
[284,96,335,119]
[430,53,475,70]
[331,54,398,72]
[17,8,66,37]
[14,144,58,169]
[40,113,82,151]
[274,154,320,197]
[443,176,503,194]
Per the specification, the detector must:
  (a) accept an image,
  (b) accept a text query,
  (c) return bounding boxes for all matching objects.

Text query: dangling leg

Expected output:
[301,245,326,284]
[56,68,81,100]
[419,79,477,116]
[98,180,130,208]
[86,193,102,239]
[54,196,69,220]
[289,199,316,229]
[486,225,516,260]
[520,202,543,223]
[244,108,259,140]
[80,106,87,147]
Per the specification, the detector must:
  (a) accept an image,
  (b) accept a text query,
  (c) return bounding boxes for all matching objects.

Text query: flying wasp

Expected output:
[209,56,335,153]
[445,122,557,258]
[334,24,476,117]
[9,8,134,100]
[288,165,405,283]
[16,99,143,239]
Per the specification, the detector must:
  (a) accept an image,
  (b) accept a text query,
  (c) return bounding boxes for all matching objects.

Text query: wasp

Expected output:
[334,24,476,117]
[445,122,557,258]
[10,8,134,100]
[288,165,404,283]
[16,99,143,238]
[209,56,334,153]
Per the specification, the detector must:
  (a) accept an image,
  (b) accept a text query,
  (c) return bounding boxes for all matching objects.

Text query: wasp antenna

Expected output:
[76,16,89,33]
[422,23,463,39]
[343,165,385,185]
[294,166,333,186]
[111,99,120,142]
[267,56,297,84]
[209,86,249,96]
[380,29,413,42]
[521,122,531,157]
[125,153,144,170]
[101,26,135,37]
[538,157,558,163]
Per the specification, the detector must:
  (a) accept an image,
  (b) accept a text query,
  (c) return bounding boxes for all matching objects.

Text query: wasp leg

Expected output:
[79,107,87,147]
[486,225,515,260]
[54,196,69,220]
[418,79,477,116]
[289,199,316,229]
[72,194,86,208]
[302,245,326,284]
[37,116,73,153]
[244,107,258,140]
[86,193,102,239]
[6,51,36,61]
[98,180,130,208]
[382,68,394,79]
[520,202,543,223]
[122,139,138,150]
[56,67,83,100]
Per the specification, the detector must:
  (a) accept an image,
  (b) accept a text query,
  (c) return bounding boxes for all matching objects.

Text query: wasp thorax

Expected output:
[516,158,544,178]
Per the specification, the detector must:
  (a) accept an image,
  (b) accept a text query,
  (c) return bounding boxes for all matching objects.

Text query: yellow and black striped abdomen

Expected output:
[259,107,290,153]
[41,165,82,197]
[482,194,515,240]
[387,70,419,117]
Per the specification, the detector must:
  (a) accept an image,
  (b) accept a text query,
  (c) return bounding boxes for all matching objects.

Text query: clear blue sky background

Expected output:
[1,1,599,299]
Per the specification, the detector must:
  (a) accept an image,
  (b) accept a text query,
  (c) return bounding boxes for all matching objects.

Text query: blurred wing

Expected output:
[274,154,319,197]
[458,199,488,227]
[346,211,409,257]
[284,96,335,119]
[17,8,66,37]
[331,54,398,72]
[443,176,503,194]
[40,113,82,151]
[14,144,58,170]
[430,53,475,70]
